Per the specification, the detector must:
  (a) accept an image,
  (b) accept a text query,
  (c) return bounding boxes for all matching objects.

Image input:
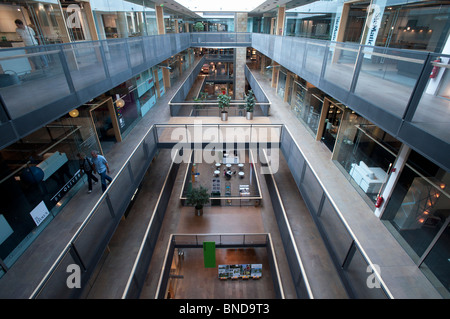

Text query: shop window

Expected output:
[381,150,450,297]
[0,114,100,271]
[332,122,398,206]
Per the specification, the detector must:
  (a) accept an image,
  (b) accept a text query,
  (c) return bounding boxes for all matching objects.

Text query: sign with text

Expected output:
[30,201,50,227]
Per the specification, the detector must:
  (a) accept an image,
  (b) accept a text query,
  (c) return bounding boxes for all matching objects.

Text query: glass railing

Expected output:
[29,124,159,298]
[0,33,192,124]
[149,233,286,299]
[251,33,450,147]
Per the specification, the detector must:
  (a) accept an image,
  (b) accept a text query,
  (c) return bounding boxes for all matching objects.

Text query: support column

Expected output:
[162,60,171,90]
[116,12,129,38]
[234,12,248,100]
[284,71,293,103]
[271,62,279,88]
[153,68,161,98]
[260,55,266,74]
[155,4,165,35]
[276,6,286,36]
[83,1,99,41]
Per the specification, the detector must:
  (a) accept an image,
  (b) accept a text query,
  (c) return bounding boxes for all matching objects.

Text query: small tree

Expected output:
[245,90,255,113]
[217,93,231,113]
[186,186,210,211]
[194,22,204,32]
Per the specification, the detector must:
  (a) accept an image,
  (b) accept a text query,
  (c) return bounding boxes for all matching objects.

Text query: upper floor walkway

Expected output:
[0,32,448,171]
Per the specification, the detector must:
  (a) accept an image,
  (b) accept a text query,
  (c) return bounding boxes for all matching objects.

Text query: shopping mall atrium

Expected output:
[0,0,448,300]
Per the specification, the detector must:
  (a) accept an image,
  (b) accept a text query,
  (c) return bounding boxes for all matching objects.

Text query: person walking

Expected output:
[91,150,112,193]
[77,152,98,194]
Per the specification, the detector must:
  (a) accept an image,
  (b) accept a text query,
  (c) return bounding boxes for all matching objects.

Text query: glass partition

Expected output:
[412,52,450,144]
[333,122,398,206]
[0,117,99,274]
[354,47,427,118]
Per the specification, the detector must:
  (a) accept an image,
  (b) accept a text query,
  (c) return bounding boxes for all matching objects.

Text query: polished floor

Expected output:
[166,247,276,299]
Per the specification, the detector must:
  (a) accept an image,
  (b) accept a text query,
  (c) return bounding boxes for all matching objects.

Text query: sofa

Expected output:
[349,161,387,194]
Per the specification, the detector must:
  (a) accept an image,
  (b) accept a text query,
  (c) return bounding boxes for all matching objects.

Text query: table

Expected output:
[238,171,245,179]
[238,163,244,170]
[215,163,221,168]
[214,170,220,177]
[226,163,232,168]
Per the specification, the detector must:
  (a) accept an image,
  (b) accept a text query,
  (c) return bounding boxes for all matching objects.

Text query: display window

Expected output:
[0,111,100,274]
[332,120,400,206]
[381,149,450,296]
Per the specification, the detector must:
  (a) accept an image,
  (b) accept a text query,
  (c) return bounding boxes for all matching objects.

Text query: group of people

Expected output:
[77,151,112,194]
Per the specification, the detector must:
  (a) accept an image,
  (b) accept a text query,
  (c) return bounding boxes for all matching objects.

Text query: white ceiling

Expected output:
[146,0,318,17]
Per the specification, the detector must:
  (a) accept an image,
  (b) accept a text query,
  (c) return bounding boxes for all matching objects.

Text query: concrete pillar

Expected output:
[155,5,165,35]
[116,12,129,38]
[271,62,279,88]
[276,6,286,36]
[162,60,171,89]
[234,13,248,100]
[83,2,99,41]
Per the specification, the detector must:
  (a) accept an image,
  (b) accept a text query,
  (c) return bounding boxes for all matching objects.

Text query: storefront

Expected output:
[0,110,101,275]
[332,120,400,207]
[289,79,325,138]
[135,68,157,117]
[0,1,70,47]
[91,0,158,39]
[380,149,450,294]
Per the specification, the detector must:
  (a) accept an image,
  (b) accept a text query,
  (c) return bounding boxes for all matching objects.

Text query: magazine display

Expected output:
[217,263,262,280]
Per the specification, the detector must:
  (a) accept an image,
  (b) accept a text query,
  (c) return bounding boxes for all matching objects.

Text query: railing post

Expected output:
[58,46,76,94]
[98,41,111,79]
[401,52,433,122]
[349,45,364,94]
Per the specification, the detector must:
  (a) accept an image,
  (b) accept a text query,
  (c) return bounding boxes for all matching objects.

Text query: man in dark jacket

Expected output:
[77,152,98,193]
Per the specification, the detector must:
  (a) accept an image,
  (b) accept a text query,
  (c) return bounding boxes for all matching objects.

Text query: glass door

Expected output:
[89,97,121,155]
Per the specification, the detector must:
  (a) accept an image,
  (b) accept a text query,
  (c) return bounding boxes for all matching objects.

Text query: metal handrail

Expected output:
[29,123,157,298]
[282,125,393,299]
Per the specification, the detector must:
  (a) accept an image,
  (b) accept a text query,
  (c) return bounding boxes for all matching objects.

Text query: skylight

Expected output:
[173,0,267,12]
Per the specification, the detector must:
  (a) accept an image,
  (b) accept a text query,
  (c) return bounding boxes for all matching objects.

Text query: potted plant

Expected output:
[194,22,204,32]
[245,90,255,120]
[218,93,231,121]
[186,185,210,216]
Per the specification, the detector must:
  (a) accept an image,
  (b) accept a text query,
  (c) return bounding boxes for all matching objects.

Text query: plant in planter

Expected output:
[217,93,231,121]
[186,185,210,216]
[194,22,204,32]
[245,90,255,120]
